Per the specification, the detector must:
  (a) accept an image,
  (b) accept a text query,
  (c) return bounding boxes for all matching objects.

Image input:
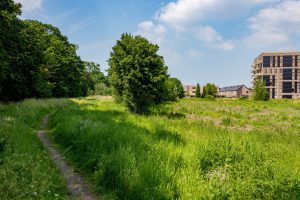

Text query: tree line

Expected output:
[1,0,185,113]
[0,0,108,102]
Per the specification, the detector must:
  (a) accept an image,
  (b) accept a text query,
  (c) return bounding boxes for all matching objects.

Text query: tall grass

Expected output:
[0,99,71,200]
[50,97,300,199]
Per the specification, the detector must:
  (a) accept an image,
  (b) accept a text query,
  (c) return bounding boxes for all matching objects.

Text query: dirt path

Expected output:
[37,116,98,200]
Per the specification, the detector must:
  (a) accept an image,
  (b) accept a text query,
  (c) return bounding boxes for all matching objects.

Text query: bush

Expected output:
[94,83,113,96]
[252,78,269,101]
[204,95,215,101]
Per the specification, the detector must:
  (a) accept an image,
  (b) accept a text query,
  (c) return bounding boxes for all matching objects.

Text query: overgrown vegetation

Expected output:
[0,99,70,199]
[50,97,300,199]
[252,78,270,101]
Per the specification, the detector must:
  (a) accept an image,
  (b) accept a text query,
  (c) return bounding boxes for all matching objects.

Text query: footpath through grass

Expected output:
[49,97,300,199]
[0,99,71,200]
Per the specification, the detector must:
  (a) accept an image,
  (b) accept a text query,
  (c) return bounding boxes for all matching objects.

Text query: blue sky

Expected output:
[15,0,300,87]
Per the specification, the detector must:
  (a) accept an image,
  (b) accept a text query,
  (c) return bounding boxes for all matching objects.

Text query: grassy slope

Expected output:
[50,97,300,200]
[0,99,71,200]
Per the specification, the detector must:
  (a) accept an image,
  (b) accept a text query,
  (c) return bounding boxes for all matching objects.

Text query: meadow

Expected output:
[0,99,70,200]
[48,97,300,199]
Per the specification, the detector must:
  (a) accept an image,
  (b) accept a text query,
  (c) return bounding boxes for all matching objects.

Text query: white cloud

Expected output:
[191,26,235,50]
[14,0,43,13]
[157,0,279,29]
[137,21,166,44]
[188,49,202,58]
[244,0,300,49]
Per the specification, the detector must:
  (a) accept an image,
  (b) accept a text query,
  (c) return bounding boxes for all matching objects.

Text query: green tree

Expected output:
[252,78,269,101]
[164,77,185,101]
[195,83,201,98]
[23,20,85,98]
[82,61,105,96]
[204,83,218,97]
[202,86,206,98]
[108,33,169,113]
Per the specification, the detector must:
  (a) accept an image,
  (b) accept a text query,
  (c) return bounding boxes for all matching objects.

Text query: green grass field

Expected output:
[0,99,70,200]
[48,97,300,199]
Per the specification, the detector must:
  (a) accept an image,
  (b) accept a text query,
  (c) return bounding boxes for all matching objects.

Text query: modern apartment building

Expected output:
[252,52,300,99]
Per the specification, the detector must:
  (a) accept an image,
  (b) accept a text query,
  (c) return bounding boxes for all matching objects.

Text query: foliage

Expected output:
[108,33,169,113]
[202,86,206,98]
[195,83,201,98]
[204,94,215,101]
[0,3,85,102]
[0,99,70,199]
[93,83,113,96]
[50,97,300,200]
[252,78,269,101]
[203,83,218,97]
[164,77,185,101]
[81,62,105,96]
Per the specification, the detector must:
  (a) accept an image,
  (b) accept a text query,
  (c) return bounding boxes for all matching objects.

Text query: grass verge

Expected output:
[0,98,71,200]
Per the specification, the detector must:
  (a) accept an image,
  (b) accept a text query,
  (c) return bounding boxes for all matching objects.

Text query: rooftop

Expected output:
[219,85,246,92]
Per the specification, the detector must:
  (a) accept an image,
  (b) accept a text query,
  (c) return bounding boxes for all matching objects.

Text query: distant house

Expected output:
[218,85,251,98]
[184,85,205,97]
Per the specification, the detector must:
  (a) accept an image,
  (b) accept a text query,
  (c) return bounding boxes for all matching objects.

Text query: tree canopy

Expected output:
[164,77,185,101]
[0,1,90,102]
[108,33,169,113]
[203,83,218,97]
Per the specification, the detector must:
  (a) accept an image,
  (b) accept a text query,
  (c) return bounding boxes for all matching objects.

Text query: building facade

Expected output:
[184,85,197,97]
[184,85,205,97]
[252,52,300,99]
[218,85,251,98]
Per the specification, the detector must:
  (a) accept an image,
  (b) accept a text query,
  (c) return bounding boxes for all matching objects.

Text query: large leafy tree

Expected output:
[23,20,85,98]
[0,1,85,101]
[108,33,169,113]
[0,0,39,101]
[252,78,269,101]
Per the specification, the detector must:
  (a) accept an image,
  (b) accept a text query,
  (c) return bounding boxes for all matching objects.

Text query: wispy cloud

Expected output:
[68,17,97,34]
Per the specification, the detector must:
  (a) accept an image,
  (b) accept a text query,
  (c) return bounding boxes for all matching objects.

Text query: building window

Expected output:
[295,69,298,80]
[272,88,275,99]
[277,56,280,67]
[283,55,293,67]
[272,56,276,67]
[295,82,298,94]
[272,75,275,86]
[263,75,271,86]
[282,82,293,93]
[282,95,292,99]
[283,68,292,80]
[296,56,298,67]
[263,56,270,67]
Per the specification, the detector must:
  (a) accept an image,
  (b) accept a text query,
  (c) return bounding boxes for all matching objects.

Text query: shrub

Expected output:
[252,78,269,101]
[204,95,215,101]
[94,83,113,96]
